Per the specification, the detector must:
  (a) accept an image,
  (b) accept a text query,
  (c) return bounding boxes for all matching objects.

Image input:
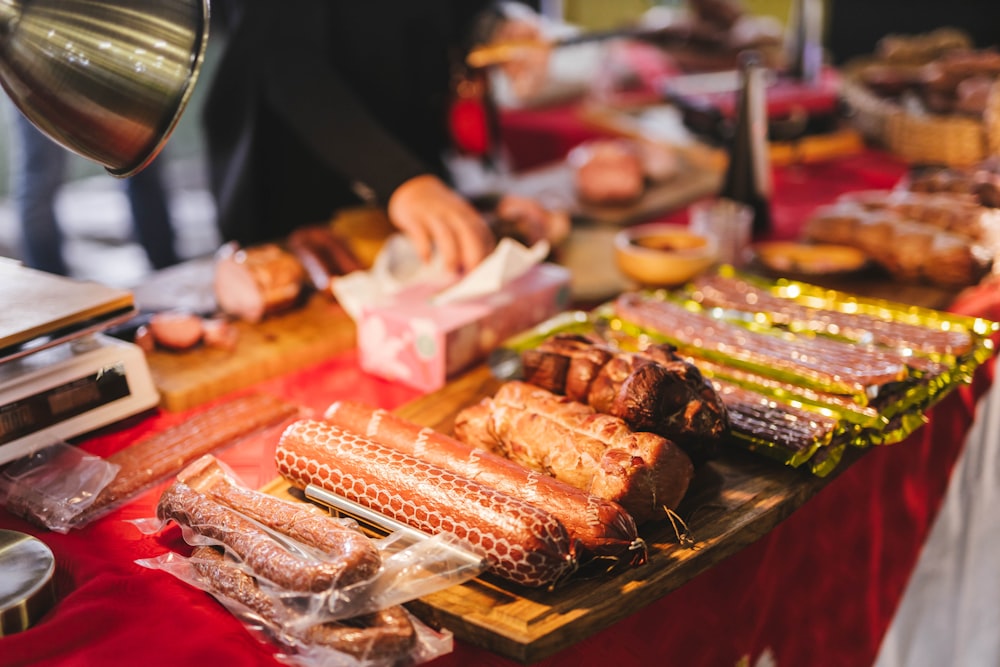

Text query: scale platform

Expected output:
[0,261,160,464]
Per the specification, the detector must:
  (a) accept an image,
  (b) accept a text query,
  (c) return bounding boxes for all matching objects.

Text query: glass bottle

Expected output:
[784,0,824,85]
[720,50,772,239]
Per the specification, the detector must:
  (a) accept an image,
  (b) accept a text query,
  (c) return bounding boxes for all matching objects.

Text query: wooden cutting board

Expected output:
[145,296,356,412]
[262,364,851,663]
[505,156,722,227]
[133,258,356,412]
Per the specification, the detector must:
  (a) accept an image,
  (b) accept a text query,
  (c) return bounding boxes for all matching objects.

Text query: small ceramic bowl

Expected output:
[614,223,717,287]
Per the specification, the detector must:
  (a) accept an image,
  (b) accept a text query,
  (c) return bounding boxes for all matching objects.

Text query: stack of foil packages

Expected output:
[500,266,997,477]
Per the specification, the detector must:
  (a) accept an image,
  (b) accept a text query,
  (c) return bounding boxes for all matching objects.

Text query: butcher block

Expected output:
[145,296,355,411]
[132,259,356,412]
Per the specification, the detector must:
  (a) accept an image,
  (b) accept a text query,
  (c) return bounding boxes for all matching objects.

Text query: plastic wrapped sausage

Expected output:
[323,401,646,566]
[276,419,579,588]
[454,381,694,525]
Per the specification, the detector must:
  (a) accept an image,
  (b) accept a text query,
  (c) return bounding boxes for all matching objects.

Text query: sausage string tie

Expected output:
[664,507,696,549]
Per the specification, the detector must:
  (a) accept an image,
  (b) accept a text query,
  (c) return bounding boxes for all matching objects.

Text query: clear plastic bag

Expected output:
[0,440,120,533]
[140,550,454,667]
[135,455,484,666]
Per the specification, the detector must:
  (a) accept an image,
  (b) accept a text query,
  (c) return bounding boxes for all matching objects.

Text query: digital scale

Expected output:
[0,260,160,465]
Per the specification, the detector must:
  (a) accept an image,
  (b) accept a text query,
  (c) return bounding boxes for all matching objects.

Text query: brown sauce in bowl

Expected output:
[631,234,707,252]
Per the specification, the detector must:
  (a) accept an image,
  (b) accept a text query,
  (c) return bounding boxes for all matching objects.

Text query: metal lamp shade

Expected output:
[0,0,209,177]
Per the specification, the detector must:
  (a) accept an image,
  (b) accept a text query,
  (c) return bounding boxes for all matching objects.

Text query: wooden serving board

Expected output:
[505,157,722,227]
[128,256,357,412]
[145,296,356,412]
[263,364,851,664]
[131,257,356,412]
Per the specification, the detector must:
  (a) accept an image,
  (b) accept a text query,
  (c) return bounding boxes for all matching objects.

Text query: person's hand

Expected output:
[387,174,496,273]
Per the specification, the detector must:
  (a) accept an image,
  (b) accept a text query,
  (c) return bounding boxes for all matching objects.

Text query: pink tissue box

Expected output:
[358,263,571,392]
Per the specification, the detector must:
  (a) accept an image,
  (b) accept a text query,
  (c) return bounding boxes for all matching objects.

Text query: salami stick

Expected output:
[179,457,382,586]
[72,393,299,526]
[275,419,578,588]
[324,401,646,566]
[158,481,360,593]
[190,546,416,662]
[690,272,974,356]
[614,292,910,395]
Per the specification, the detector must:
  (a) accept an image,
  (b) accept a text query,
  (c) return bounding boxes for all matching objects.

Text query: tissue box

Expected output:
[358,263,571,392]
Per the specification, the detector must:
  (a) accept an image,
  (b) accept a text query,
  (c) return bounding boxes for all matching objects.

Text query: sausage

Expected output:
[158,481,359,593]
[323,401,646,566]
[297,606,416,662]
[454,381,694,525]
[287,225,364,292]
[179,456,381,586]
[711,379,842,455]
[689,272,975,356]
[275,419,578,588]
[614,292,911,396]
[71,393,300,527]
[214,243,306,323]
[201,317,240,351]
[133,324,156,353]
[190,546,416,662]
[521,333,728,461]
[148,310,204,350]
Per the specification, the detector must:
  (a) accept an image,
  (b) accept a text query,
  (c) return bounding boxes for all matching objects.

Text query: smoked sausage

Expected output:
[323,401,646,565]
[275,419,578,588]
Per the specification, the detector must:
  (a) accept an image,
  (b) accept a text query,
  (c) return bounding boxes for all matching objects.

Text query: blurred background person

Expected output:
[203,0,550,274]
[7,108,180,276]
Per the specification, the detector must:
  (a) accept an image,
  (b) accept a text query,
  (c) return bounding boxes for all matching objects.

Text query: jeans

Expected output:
[9,110,180,275]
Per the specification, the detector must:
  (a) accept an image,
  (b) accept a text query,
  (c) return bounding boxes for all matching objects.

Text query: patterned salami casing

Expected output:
[324,401,645,566]
[275,419,577,588]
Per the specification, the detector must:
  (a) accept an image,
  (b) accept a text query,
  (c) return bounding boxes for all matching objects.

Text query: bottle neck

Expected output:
[743,63,772,199]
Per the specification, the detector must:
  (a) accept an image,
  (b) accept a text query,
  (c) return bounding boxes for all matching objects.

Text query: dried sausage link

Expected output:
[190,546,416,661]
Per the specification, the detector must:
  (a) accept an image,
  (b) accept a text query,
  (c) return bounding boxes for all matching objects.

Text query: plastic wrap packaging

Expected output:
[136,455,485,667]
[611,291,916,403]
[0,441,120,533]
[0,393,300,532]
[687,267,996,363]
[491,268,998,476]
[680,267,997,414]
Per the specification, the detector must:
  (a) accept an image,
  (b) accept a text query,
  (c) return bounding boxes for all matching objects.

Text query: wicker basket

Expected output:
[884,105,992,166]
[841,61,1000,167]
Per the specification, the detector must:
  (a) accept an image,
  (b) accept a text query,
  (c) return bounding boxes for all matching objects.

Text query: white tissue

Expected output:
[432,238,550,305]
[331,236,550,320]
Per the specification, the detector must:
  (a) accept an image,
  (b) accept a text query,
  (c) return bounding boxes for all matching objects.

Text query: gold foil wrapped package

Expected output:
[495,267,996,477]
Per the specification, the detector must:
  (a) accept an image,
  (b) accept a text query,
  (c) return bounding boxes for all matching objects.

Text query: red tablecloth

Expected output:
[3,143,1000,667]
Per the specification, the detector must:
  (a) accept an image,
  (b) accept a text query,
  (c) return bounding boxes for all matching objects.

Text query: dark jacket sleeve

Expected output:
[203,0,507,243]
